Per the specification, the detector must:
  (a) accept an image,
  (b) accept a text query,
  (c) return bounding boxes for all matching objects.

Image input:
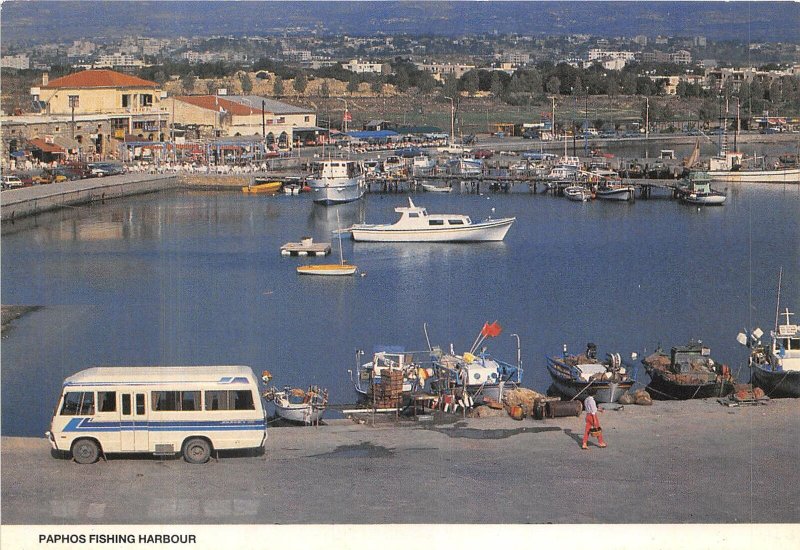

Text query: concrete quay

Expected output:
[2,398,798,525]
[0,173,179,221]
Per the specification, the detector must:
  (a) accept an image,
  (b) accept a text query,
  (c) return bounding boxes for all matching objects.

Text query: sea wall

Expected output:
[1,174,179,221]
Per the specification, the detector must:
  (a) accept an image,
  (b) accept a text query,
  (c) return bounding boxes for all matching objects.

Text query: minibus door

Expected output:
[120,392,150,452]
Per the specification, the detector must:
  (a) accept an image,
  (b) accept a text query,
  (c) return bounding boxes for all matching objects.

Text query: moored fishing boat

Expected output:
[677,171,726,205]
[429,321,523,402]
[708,152,800,184]
[350,197,514,242]
[348,347,429,406]
[563,185,592,202]
[307,159,366,205]
[421,182,453,193]
[642,340,735,399]
[737,270,800,398]
[242,180,282,194]
[263,385,328,425]
[545,343,635,403]
[595,182,636,201]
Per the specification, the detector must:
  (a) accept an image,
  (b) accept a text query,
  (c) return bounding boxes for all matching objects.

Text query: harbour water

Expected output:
[2,183,799,436]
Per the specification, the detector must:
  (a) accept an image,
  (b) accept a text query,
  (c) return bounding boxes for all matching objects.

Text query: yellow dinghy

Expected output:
[242,180,282,194]
[296,263,357,276]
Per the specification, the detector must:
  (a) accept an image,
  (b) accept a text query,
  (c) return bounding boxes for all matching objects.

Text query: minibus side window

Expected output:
[98,391,116,413]
[135,394,145,415]
[60,392,94,416]
[151,390,200,411]
[233,390,255,410]
[121,394,131,415]
[204,390,255,410]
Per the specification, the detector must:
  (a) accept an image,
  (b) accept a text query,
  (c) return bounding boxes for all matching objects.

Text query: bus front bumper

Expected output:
[45,431,58,450]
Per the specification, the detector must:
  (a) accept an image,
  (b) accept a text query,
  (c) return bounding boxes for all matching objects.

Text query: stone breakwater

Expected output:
[0,172,301,221]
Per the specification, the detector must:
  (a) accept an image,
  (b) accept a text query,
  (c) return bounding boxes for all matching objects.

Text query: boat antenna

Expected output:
[774,266,783,334]
[423,322,432,352]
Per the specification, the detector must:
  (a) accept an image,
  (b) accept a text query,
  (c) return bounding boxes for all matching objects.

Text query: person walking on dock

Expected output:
[581,395,607,449]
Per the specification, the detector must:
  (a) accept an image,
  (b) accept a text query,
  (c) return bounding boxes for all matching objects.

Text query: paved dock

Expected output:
[2,398,798,524]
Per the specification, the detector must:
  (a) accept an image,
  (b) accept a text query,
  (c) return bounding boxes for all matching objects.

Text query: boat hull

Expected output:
[645,369,734,400]
[750,366,800,398]
[596,187,635,201]
[708,168,800,184]
[682,194,726,205]
[351,218,514,242]
[421,184,452,193]
[545,361,633,403]
[296,264,357,276]
[273,403,325,424]
[308,176,366,205]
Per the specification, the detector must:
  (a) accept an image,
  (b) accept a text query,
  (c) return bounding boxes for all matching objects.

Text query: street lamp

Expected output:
[337,97,349,134]
[645,96,649,159]
[261,99,266,139]
[443,96,454,145]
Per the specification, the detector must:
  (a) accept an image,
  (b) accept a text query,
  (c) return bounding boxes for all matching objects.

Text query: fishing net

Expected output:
[634,389,653,406]
[618,392,635,405]
[503,387,544,416]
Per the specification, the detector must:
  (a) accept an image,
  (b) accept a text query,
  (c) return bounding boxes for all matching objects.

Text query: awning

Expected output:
[27,138,66,154]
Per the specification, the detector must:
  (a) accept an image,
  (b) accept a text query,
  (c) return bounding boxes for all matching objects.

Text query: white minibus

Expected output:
[46,366,267,464]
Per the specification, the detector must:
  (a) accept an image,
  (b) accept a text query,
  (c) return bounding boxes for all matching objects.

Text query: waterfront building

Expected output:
[413,61,476,82]
[170,95,315,145]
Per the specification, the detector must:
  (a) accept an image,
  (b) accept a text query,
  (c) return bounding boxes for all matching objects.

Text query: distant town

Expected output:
[2,20,799,170]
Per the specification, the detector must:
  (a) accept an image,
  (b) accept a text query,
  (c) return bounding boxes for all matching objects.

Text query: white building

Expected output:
[413,62,476,81]
[588,49,635,62]
[342,59,389,74]
[1,54,30,70]
[95,54,145,69]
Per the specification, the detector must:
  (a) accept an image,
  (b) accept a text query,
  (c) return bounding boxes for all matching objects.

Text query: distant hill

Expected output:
[2,1,798,44]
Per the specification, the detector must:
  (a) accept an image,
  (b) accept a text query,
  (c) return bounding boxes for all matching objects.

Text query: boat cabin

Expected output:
[772,309,800,370]
[686,171,713,193]
[670,342,713,374]
[393,198,472,228]
[311,160,364,179]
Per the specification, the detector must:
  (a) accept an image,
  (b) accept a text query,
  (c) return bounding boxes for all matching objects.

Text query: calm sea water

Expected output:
[2,183,799,436]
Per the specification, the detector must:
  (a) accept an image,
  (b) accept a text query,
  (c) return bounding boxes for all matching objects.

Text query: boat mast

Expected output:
[774,267,783,334]
[336,210,345,266]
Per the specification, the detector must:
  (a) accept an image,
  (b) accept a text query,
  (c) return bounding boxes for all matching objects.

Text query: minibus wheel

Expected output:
[71,439,100,464]
[183,438,211,464]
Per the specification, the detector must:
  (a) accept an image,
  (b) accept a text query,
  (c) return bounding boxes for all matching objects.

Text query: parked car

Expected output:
[87,162,125,177]
[2,175,24,189]
[472,149,494,159]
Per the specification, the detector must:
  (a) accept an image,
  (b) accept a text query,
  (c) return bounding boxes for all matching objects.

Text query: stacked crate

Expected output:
[371,369,404,408]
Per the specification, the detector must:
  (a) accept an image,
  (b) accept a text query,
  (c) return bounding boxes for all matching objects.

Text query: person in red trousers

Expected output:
[581,395,607,449]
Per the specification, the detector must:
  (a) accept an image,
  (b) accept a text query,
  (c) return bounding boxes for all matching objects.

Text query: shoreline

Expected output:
[2,397,798,524]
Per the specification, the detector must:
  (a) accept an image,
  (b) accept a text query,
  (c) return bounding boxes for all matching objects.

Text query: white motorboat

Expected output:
[596,182,636,201]
[350,197,514,242]
[563,185,592,202]
[708,152,800,184]
[448,156,483,176]
[263,386,328,425]
[677,171,726,206]
[307,159,366,205]
[421,182,452,193]
[349,347,429,406]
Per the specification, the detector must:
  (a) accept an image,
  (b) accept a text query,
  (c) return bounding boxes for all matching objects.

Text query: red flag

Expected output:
[343,110,352,122]
[481,321,502,338]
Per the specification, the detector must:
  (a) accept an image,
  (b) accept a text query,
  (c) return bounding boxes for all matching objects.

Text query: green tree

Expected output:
[462,70,479,96]
[395,68,410,92]
[347,75,360,94]
[442,74,458,100]
[606,76,619,97]
[273,75,284,97]
[320,80,331,98]
[490,71,504,97]
[371,78,383,96]
[205,80,216,95]
[546,76,561,95]
[240,73,253,94]
[181,72,197,93]
[417,73,437,94]
[293,71,308,95]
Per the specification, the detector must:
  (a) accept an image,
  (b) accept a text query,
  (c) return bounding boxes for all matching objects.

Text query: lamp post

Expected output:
[337,97,349,134]
[443,96,454,145]
[549,96,556,139]
[645,96,649,159]
[261,99,266,139]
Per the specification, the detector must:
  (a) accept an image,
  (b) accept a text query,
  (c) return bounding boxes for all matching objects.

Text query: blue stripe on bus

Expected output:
[63,417,266,432]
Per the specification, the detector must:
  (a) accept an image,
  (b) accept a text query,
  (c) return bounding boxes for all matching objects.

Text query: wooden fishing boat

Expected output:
[642,341,735,399]
[242,180,282,194]
[545,343,634,403]
[263,386,328,425]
